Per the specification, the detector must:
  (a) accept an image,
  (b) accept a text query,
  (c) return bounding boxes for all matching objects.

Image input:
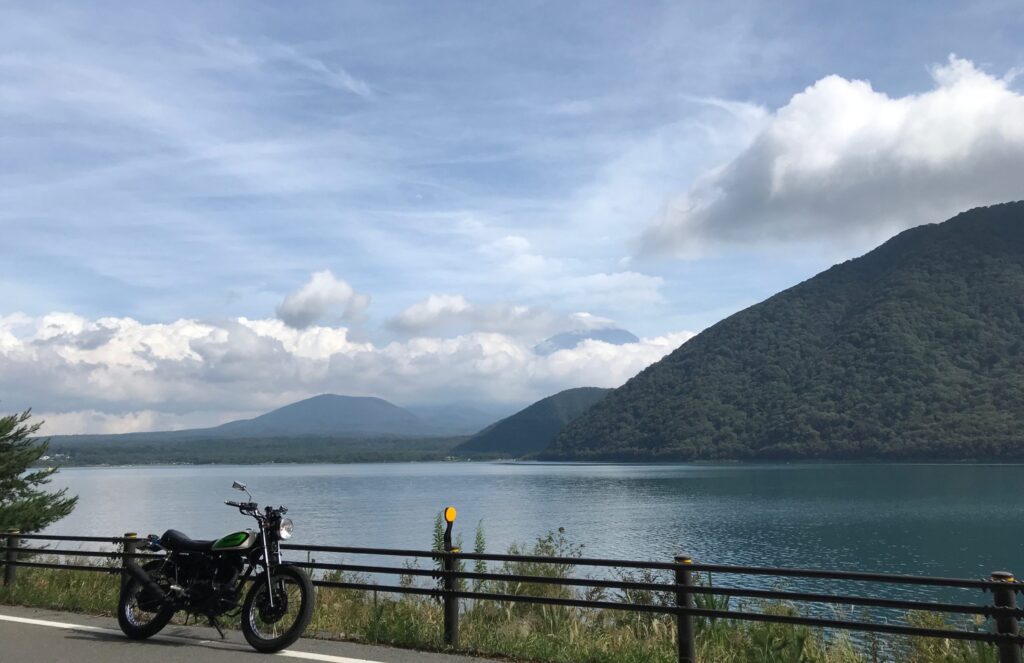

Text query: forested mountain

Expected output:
[546,202,1024,461]
[454,387,610,456]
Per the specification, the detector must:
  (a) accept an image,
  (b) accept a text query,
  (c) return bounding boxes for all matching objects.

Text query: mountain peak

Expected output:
[534,328,639,355]
[215,393,424,437]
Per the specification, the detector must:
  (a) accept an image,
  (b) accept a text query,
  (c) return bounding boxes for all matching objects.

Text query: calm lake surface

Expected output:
[46,462,1024,605]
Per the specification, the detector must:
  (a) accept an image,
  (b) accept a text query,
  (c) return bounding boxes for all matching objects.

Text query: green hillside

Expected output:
[546,202,1024,461]
[454,387,610,457]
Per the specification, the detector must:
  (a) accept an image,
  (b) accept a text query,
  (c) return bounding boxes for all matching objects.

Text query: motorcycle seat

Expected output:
[160,529,215,552]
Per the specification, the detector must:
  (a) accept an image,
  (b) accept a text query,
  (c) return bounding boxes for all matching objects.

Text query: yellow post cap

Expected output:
[444,506,457,523]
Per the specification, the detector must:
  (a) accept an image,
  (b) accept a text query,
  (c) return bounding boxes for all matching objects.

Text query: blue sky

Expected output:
[3,2,1024,433]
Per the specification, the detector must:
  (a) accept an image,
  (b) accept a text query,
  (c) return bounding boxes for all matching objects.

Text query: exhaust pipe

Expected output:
[124,562,173,606]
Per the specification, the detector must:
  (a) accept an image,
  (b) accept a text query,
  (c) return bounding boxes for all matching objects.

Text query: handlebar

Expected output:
[224,500,258,510]
[225,500,287,520]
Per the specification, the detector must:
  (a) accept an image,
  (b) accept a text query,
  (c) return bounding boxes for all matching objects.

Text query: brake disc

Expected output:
[257,588,289,623]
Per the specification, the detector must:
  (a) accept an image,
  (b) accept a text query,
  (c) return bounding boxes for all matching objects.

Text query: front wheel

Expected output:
[241,565,315,653]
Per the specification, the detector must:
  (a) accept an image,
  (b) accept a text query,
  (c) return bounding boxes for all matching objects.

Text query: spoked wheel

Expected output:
[241,565,314,653]
[117,561,176,639]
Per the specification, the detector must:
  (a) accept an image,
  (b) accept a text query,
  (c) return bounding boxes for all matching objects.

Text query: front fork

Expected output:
[260,529,275,608]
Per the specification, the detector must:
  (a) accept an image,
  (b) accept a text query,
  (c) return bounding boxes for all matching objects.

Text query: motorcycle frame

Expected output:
[136,503,287,618]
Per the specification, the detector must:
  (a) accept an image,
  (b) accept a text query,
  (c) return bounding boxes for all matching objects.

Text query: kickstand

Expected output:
[208,617,226,639]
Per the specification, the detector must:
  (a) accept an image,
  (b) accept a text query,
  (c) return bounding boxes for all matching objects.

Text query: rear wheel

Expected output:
[241,565,315,653]
[117,560,175,639]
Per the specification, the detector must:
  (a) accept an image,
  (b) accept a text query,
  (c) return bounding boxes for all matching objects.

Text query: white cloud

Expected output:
[567,312,618,330]
[276,271,371,329]
[239,317,373,360]
[388,294,474,333]
[532,271,666,309]
[387,294,626,340]
[476,234,666,315]
[0,312,693,433]
[34,409,246,436]
[642,56,1024,255]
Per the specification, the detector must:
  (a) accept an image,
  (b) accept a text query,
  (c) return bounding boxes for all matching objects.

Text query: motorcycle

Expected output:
[117,481,315,653]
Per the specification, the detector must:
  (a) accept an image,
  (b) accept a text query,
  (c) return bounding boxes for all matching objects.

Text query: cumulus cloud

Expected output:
[388,294,475,333]
[0,312,692,434]
[387,294,622,339]
[642,56,1024,255]
[276,270,370,328]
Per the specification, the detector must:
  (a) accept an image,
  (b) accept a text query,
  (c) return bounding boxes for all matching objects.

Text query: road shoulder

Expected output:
[0,604,503,663]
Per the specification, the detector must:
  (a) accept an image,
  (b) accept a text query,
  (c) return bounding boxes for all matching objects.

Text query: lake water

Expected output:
[45,462,1024,608]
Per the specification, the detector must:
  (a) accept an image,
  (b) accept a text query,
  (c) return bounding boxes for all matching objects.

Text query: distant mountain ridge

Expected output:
[547,202,1024,461]
[212,394,423,437]
[405,402,517,435]
[454,387,610,456]
[48,394,485,443]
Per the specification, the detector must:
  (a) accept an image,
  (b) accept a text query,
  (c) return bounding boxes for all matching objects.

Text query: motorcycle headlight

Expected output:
[278,517,294,540]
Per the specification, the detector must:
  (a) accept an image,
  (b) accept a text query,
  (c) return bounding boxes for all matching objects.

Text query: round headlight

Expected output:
[278,517,294,540]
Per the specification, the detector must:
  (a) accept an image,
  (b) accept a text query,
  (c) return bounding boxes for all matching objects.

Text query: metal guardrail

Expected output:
[2,527,1022,663]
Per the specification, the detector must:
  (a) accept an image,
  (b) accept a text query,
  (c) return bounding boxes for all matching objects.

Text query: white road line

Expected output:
[0,613,385,663]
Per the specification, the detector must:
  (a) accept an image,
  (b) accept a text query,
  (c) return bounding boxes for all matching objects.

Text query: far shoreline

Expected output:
[45,458,1024,470]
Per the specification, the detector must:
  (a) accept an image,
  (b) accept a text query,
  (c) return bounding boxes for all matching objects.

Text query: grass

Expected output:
[0,530,1004,663]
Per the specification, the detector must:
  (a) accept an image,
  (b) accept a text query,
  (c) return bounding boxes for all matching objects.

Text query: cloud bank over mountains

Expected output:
[642,57,1024,255]
[0,310,692,435]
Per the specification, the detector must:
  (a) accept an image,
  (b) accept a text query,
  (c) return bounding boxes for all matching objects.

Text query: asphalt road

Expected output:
[0,605,501,663]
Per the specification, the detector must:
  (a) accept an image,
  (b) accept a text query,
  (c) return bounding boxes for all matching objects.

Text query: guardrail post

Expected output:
[992,571,1022,663]
[3,530,19,587]
[442,507,459,649]
[122,532,138,591]
[675,554,696,663]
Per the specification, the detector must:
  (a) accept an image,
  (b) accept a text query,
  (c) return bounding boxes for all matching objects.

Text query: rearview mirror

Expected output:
[232,481,247,492]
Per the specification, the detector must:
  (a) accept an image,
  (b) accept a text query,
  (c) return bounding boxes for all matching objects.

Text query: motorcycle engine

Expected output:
[176,553,244,611]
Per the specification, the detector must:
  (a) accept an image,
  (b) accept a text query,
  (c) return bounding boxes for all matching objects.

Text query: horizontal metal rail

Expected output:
[7,532,1023,658]
[281,542,1013,591]
[287,560,1023,619]
[4,560,117,574]
[4,547,161,561]
[7,534,128,544]
[684,562,1006,591]
[10,552,1021,620]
